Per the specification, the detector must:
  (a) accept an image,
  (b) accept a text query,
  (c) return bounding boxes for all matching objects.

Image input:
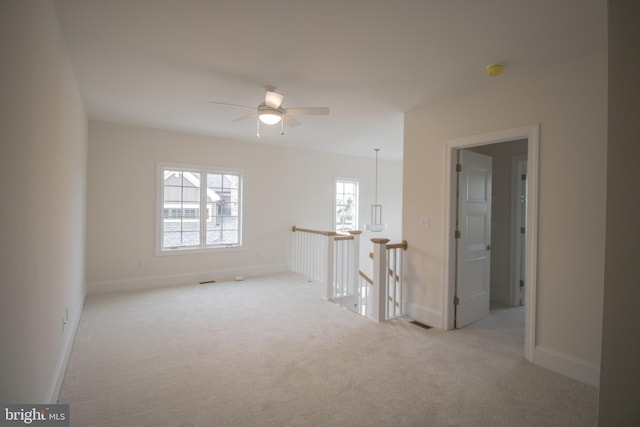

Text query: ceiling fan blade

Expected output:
[209,101,255,110]
[265,91,284,109]
[284,107,330,116]
[283,116,302,127]
[232,112,258,122]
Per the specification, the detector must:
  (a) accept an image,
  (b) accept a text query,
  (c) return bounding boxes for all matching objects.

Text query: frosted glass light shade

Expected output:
[364,204,387,232]
[259,113,281,125]
[364,223,388,232]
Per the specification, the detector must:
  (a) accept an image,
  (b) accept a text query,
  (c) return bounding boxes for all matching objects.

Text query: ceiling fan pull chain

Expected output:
[256,117,260,138]
[280,114,284,135]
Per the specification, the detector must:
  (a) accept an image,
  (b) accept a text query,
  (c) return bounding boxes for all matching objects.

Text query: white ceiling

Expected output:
[52,0,605,161]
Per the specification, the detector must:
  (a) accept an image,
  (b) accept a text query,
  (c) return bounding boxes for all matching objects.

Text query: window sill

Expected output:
[156,244,243,256]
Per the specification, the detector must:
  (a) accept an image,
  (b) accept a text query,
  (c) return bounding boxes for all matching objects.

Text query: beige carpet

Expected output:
[59,272,598,426]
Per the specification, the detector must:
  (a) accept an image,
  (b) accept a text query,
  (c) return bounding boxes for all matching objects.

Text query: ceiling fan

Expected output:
[209,89,329,137]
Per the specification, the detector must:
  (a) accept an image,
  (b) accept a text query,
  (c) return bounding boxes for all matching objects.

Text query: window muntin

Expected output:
[335,179,359,232]
[160,165,242,252]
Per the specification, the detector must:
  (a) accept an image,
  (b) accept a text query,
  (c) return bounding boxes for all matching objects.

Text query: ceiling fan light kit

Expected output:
[258,112,282,125]
[210,88,329,138]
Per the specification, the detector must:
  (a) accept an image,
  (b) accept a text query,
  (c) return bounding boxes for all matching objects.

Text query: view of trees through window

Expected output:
[161,167,241,250]
[335,179,358,232]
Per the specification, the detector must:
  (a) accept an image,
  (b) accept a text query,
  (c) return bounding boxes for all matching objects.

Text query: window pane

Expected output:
[335,179,358,231]
[221,216,238,228]
[163,231,181,248]
[228,189,239,203]
[224,174,239,189]
[225,202,239,217]
[222,230,238,244]
[163,167,241,250]
[163,186,180,202]
[344,182,353,193]
[207,173,222,189]
[210,175,240,233]
[162,168,204,249]
[183,187,200,203]
[206,229,221,244]
[182,171,200,187]
[181,231,200,246]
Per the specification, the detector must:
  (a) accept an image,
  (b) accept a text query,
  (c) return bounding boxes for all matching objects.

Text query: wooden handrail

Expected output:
[387,240,408,250]
[359,270,373,286]
[334,235,355,241]
[291,226,338,236]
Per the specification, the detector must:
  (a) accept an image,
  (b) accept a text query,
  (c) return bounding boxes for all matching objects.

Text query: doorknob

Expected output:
[486,245,492,250]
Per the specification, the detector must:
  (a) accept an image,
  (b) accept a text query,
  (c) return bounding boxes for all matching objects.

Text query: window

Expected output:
[159,164,242,252]
[335,178,359,232]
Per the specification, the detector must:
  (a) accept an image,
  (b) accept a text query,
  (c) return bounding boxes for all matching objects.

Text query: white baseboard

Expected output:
[87,263,288,294]
[534,346,600,387]
[48,294,86,403]
[406,302,443,329]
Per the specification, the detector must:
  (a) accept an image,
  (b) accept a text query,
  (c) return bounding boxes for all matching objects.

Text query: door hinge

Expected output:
[456,163,462,173]
[520,227,526,234]
[519,280,525,287]
[455,230,461,239]
[521,174,527,181]
[454,296,460,306]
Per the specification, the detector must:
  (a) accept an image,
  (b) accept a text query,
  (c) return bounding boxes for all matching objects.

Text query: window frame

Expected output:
[156,162,244,255]
[334,177,359,233]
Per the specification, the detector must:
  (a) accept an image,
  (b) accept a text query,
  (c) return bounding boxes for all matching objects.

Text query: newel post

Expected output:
[325,232,337,300]
[371,238,390,322]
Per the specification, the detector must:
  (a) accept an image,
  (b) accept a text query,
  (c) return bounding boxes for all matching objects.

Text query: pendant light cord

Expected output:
[374,148,380,205]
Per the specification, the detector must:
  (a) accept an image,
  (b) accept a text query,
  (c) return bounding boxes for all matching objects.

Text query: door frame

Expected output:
[443,124,539,361]
[510,155,528,306]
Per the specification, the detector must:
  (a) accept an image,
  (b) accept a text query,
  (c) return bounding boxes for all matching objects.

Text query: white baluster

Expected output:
[350,231,361,296]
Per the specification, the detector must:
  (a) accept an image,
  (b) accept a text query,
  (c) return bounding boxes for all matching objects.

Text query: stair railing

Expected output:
[370,238,408,321]
[292,226,361,301]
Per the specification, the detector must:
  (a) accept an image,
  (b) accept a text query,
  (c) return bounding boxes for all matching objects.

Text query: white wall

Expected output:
[0,1,87,403]
[598,0,640,424]
[86,121,402,292]
[403,52,606,385]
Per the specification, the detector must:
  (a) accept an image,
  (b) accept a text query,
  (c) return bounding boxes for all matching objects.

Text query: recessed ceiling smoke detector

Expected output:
[485,63,505,77]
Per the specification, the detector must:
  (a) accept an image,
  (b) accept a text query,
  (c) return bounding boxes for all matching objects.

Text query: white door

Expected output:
[455,150,492,328]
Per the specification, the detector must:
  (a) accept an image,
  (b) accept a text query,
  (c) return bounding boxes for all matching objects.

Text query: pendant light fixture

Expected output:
[364,148,387,232]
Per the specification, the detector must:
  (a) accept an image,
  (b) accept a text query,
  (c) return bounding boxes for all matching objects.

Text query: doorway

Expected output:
[443,125,539,361]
